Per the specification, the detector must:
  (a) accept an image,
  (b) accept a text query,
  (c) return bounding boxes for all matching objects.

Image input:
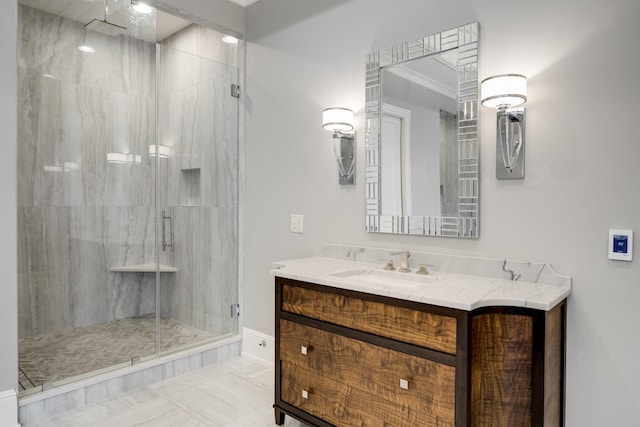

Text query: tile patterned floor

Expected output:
[25,356,307,427]
[19,316,216,392]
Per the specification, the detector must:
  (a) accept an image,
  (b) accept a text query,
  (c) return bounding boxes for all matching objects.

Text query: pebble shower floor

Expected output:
[19,315,214,392]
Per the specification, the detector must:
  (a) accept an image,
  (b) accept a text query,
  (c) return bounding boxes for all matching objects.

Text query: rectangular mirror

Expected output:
[365,22,479,237]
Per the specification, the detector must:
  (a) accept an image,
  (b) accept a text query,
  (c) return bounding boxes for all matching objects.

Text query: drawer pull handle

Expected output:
[301,345,309,355]
[302,389,310,399]
[400,378,409,390]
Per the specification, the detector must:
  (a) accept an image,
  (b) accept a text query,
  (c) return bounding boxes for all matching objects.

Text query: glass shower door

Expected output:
[17,0,240,396]
[155,29,240,354]
[17,0,160,393]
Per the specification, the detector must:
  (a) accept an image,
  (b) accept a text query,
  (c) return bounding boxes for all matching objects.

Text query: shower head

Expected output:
[84,0,127,37]
[85,19,127,37]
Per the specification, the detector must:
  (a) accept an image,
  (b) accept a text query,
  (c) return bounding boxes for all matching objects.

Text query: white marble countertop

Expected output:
[271,256,571,312]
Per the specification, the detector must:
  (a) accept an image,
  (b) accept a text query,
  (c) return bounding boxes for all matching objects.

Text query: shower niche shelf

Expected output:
[180,168,201,207]
[109,263,178,273]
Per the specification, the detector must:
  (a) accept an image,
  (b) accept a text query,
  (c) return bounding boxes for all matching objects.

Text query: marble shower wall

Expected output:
[157,24,239,337]
[18,7,239,340]
[18,5,158,337]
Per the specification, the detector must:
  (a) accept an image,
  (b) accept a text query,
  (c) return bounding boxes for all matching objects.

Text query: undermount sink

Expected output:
[329,268,436,289]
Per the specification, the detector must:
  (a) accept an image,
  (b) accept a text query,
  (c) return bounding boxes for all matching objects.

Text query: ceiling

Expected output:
[387,49,459,100]
[19,0,194,42]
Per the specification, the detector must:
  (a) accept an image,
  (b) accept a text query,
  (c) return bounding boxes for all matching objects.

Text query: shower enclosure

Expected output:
[17,0,240,394]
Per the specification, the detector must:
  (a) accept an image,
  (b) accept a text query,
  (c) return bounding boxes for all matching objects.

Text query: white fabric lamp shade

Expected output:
[481,74,527,108]
[322,108,354,132]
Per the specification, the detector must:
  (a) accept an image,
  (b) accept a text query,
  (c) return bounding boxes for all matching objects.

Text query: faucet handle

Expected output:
[383,260,396,271]
[416,265,429,275]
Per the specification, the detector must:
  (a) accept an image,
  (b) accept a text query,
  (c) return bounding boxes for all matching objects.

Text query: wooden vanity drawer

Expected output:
[279,319,456,425]
[281,282,457,354]
[281,361,454,427]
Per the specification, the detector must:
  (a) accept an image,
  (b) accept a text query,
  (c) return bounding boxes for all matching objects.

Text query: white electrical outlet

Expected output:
[290,214,304,233]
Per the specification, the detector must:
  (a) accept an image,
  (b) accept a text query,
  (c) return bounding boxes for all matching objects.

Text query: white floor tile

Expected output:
[24,356,309,427]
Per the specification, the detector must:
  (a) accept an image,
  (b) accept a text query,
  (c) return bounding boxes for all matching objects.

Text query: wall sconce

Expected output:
[322,107,355,185]
[481,74,527,179]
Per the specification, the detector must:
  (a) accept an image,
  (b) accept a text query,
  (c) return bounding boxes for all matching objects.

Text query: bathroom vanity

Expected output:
[272,246,570,427]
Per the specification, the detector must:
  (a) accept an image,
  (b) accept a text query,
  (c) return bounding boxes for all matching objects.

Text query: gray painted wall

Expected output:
[0,0,18,395]
[245,0,640,425]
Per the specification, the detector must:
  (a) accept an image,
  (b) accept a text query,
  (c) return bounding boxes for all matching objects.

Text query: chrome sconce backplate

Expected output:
[335,132,355,185]
[323,107,355,185]
[496,107,525,179]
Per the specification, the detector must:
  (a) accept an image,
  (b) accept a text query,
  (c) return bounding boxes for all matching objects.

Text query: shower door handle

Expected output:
[162,210,174,252]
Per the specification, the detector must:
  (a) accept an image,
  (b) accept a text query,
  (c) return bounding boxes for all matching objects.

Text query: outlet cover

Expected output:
[290,214,304,233]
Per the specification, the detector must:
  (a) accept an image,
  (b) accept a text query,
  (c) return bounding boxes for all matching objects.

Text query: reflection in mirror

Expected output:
[381,50,459,218]
[365,23,479,238]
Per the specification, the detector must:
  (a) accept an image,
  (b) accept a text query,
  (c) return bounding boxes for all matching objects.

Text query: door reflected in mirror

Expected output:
[380,50,459,218]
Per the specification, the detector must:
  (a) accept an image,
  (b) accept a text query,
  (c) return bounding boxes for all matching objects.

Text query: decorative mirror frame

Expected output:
[365,22,479,238]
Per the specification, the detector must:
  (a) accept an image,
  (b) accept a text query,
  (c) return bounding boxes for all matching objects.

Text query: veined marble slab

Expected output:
[272,246,571,311]
[318,244,571,286]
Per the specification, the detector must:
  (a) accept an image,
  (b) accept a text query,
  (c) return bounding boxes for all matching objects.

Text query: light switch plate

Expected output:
[290,214,304,233]
[608,229,633,261]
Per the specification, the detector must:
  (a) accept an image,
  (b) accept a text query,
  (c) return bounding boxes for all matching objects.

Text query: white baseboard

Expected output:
[0,390,20,427]
[241,327,274,366]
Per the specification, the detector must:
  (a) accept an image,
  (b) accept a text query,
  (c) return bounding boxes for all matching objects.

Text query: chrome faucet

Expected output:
[390,250,411,272]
